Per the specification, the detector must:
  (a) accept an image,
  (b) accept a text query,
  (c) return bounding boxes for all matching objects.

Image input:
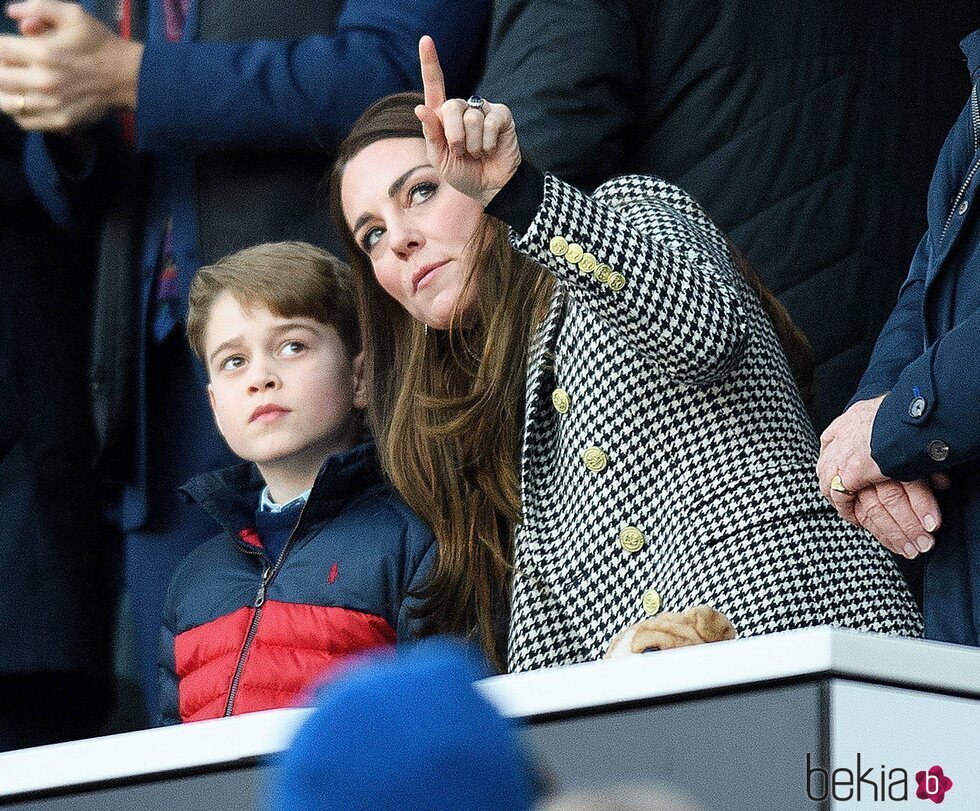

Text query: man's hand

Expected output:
[818,395,949,558]
[817,395,891,523]
[0,0,143,132]
[853,479,940,559]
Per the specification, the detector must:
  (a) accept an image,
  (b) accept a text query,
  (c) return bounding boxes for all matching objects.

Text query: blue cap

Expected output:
[268,638,538,811]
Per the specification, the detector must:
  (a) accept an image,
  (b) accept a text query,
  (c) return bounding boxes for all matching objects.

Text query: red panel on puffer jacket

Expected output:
[175,601,396,723]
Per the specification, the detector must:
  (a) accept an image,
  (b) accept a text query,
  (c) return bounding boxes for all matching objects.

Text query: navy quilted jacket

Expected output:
[158,442,435,724]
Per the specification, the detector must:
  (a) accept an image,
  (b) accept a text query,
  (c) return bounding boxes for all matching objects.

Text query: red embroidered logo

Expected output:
[328,562,339,584]
[916,766,952,803]
[238,528,263,549]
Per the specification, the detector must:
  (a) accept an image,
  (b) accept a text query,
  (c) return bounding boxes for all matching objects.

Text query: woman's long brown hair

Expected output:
[329,93,552,667]
[329,93,814,667]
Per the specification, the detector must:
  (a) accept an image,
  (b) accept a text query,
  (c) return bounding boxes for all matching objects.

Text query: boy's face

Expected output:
[204,292,366,471]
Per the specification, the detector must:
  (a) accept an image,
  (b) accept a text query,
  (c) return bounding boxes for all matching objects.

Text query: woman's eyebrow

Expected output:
[352,164,431,236]
[388,164,429,198]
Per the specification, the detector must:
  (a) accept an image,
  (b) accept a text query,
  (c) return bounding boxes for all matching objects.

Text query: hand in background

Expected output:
[0,0,143,132]
[604,605,736,658]
[817,395,889,523]
[413,34,521,207]
[818,394,949,558]
[852,478,944,559]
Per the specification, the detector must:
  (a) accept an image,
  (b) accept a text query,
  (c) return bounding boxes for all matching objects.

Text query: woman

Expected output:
[330,37,922,671]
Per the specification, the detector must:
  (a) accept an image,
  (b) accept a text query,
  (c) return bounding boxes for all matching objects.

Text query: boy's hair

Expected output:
[187,241,360,366]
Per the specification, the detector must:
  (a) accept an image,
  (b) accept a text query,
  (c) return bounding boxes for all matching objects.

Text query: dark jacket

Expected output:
[478,0,975,431]
[0,65,114,742]
[159,443,435,724]
[23,0,490,512]
[856,32,980,646]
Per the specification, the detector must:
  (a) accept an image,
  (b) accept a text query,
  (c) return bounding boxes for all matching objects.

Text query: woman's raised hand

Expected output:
[414,35,521,207]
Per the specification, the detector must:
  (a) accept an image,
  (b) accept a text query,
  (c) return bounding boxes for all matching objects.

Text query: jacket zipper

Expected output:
[972,79,979,152]
[939,79,980,245]
[222,501,311,717]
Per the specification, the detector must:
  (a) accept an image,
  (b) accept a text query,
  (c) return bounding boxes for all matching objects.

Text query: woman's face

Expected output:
[340,137,485,329]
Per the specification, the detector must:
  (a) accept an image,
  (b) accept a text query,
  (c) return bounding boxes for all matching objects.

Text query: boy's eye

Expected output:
[281,340,306,357]
[362,226,384,252]
[409,182,436,204]
[221,355,246,372]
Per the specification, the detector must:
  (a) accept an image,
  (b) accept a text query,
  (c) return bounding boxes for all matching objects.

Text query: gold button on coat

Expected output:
[582,447,608,472]
[619,527,645,553]
[594,264,613,283]
[552,387,570,414]
[641,589,662,616]
[565,243,584,264]
[549,236,569,256]
[608,272,627,291]
[578,252,598,274]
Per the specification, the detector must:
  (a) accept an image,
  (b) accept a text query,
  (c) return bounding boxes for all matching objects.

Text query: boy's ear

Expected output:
[351,351,368,410]
[207,384,226,436]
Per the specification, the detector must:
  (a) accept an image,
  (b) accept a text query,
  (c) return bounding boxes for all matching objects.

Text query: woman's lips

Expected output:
[413,260,450,293]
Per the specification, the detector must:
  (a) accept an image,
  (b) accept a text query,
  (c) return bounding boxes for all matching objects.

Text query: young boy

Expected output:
[158,241,435,725]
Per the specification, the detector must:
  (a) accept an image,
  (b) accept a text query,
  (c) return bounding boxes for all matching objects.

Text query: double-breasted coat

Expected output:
[501,172,922,671]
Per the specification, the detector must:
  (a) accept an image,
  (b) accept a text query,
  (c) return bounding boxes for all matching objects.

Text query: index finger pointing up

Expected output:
[419,35,446,109]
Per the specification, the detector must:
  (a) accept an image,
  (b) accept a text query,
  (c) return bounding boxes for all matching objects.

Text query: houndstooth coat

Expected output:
[506,173,923,672]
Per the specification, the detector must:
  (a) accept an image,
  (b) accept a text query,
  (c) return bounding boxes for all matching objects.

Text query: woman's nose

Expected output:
[389,221,425,257]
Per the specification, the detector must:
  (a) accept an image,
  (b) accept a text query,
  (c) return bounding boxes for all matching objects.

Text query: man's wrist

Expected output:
[109,39,144,110]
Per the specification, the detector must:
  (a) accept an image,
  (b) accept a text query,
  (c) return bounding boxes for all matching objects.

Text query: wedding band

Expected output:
[830,474,851,494]
[15,94,26,115]
[466,95,487,111]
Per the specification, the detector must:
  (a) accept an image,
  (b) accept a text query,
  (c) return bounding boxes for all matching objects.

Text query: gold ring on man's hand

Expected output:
[830,474,851,495]
[15,94,27,115]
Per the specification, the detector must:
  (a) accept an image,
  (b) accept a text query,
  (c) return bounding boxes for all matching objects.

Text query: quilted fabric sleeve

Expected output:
[395,538,437,643]
[157,596,181,726]
[509,173,748,385]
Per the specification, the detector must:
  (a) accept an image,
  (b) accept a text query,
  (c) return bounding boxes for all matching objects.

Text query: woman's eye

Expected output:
[221,355,246,372]
[281,340,306,357]
[409,182,436,204]
[363,226,384,252]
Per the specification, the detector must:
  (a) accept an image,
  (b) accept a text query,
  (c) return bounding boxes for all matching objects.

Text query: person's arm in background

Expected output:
[1,0,490,223]
[476,0,638,191]
[815,233,942,556]
[815,86,980,555]
[848,232,929,407]
[133,0,490,152]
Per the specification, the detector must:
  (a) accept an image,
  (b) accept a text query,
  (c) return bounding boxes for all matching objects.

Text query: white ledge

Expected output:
[2,627,978,799]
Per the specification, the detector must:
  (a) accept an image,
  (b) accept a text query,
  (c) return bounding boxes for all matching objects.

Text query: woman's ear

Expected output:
[351,351,368,410]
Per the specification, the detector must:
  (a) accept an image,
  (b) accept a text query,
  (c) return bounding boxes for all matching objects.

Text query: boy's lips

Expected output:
[413,260,450,293]
[249,404,291,423]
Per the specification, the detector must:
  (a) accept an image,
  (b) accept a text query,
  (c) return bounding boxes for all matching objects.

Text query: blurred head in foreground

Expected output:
[268,638,538,811]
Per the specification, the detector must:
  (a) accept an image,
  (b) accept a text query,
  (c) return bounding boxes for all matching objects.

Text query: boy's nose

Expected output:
[247,368,282,394]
